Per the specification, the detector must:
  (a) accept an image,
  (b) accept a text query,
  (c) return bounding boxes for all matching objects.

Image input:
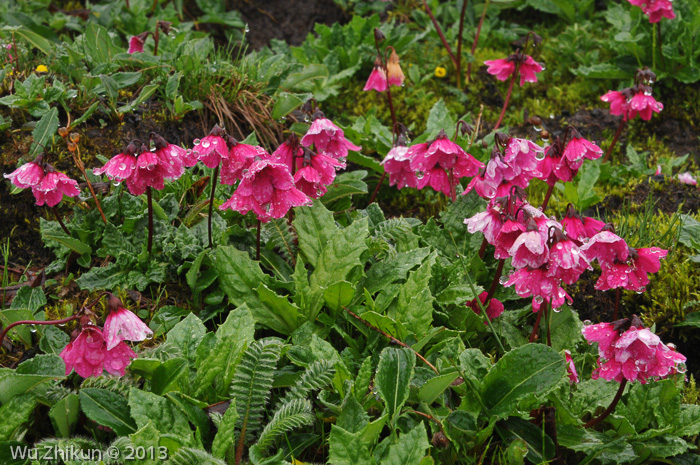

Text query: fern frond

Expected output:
[169,447,227,465]
[230,338,283,442]
[280,360,335,406]
[264,218,298,265]
[256,399,314,451]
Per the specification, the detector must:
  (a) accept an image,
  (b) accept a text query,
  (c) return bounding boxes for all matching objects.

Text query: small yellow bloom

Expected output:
[35,64,48,73]
[291,460,307,465]
[434,66,446,78]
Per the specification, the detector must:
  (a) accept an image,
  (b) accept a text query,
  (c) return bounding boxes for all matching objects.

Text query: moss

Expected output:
[682,375,700,405]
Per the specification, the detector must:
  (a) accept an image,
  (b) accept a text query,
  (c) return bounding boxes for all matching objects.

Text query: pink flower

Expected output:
[293,152,341,198]
[301,116,361,162]
[32,169,80,207]
[417,167,452,196]
[583,320,686,384]
[595,247,668,292]
[128,35,145,54]
[382,145,418,190]
[678,172,697,186]
[484,54,543,86]
[565,350,579,384]
[464,200,505,245]
[363,62,388,92]
[560,205,605,245]
[508,218,549,269]
[644,0,675,23]
[628,91,663,121]
[467,292,504,324]
[221,143,269,185]
[579,230,629,266]
[125,150,169,195]
[192,127,229,169]
[103,296,153,351]
[502,137,543,184]
[547,230,591,285]
[601,90,631,119]
[563,131,602,166]
[271,134,303,171]
[219,158,311,222]
[4,160,45,188]
[60,326,136,378]
[93,143,138,182]
[504,267,572,311]
[151,133,194,180]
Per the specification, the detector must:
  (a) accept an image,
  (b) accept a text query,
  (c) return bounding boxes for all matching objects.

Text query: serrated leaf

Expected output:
[375,347,415,422]
[0,394,36,441]
[128,388,194,447]
[365,248,431,294]
[129,421,161,465]
[293,200,337,267]
[387,252,436,337]
[211,399,238,459]
[80,388,137,435]
[167,313,206,365]
[379,422,430,465]
[329,426,375,465]
[425,99,454,138]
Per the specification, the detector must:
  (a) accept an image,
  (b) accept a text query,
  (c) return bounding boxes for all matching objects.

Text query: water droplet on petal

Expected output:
[534,295,544,304]
[499,276,509,285]
[677,363,687,373]
[583,319,592,326]
[118,163,126,170]
[193,138,201,145]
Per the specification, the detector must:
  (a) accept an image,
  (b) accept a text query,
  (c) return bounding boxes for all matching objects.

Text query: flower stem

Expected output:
[463,264,506,355]
[74,146,107,224]
[449,168,457,202]
[602,119,626,163]
[146,187,153,254]
[657,22,664,67]
[0,315,78,348]
[52,207,70,235]
[541,183,554,211]
[613,288,621,320]
[456,0,469,89]
[493,71,516,130]
[485,258,504,304]
[386,86,397,129]
[369,172,386,205]
[153,25,160,56]
[529,308,543,343]
[208,166,218,249]
[583,379,627,428]
[478,237,488,259]
[652,20,657,71]
[421,0,458,71]
[256,220,261,261]
[545,300,552,347]
[346,307,439,374]
[466,0,490,83]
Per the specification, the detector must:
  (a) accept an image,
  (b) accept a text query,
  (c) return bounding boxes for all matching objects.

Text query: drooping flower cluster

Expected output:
[4,155,80,207]
[484,52,544,87]
[583,316,686,384]
[363,29,405,92]
[537,129,603,186]
[601,67,663,122]
[626,0,675,23]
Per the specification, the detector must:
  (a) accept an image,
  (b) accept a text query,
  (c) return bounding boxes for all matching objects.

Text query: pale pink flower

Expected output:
[565,350,579,384]
[103,296,153,351]
[579,230,629,266]
[4,160,45,188]
[546,230,591,285]
[504,267,572,311]
[508,218,549,268]
[464,202,505,245]
[628,91,663,121]
[467,292,504,324]
[417,167,452,196]
[381,145,418,190]
[219,158,311,222]
[678,172,697,186]
[301,116,361,162]
[363,63,388,92]
[518,55,544,86]
[502,137,543,184]
[60,326,136,378]
[32,169,80,207]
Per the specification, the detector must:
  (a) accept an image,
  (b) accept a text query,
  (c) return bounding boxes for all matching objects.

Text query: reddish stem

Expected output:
[602,119,626,163]
[546,300,552,347]
[613,288,621,321]
[485,258,505,304]
[369,172,386,205]
[493,71,516,130]
[421,0,458,71]
[529,309,543,343]
[449,169,457,202]
[0,315,79,348]
[52,207,70,235]
[541,183,554,211]
[208,166,219,249]
[146,187,153,254]
[583,379,627,428]
[478,237,488,259]
[456,0,469,89]
[467,0,489,83]
[256,220,261,261]
[386,85,397,129]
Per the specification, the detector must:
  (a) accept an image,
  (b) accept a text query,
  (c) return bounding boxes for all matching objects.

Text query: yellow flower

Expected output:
[35,64,48,73]
[434,66,446,78]
[291,460,307,465]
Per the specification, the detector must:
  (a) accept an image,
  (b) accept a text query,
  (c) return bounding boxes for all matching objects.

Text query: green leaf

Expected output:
[379,422,430,465]
[337,394,369,433]
[14,27,53,55]
[387,252,436,337]
[631,435,690,460]
[323,280,355,313]
[496,417,555,463]
[16,354,64,376]
[151,358,188,395]
[293,200,337,267]
[329,425,375,465]
[41,229,91,255]
[211,399,238,459]
[167,313,206,365]
[79,388,137,435]
[129,421,162,465]
[0,394,36,441]
[365,248,431,294]
[418,372,459,404]
[375,347,416,422]
[119,84,158,114]
[282,64,329,88]
[271,92,304,120]
[193,304,255,399]
[128,388,194,448]
[0,373,64,404]
[255,284,302,335]
[618,379,680,431]
[576,161,601,210]
[82,23,120,64]
[0,309,34,346]
[10,286,46,313]
[49,394,79,438]
[30,106,58,156]
[322,171,368,204]
[425,99,455,138]
[677,404,700,437]
[481,344,566,419]
[71,101,100,128]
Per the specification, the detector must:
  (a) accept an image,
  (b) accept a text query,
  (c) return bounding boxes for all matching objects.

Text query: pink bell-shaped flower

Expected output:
[381,144,418,190]
[363,58,388,92]
[93,142,139,182]
[595,246,668,292]
[560,204,605,245]
[301,114,361,164]
[4,157,45,188]
[103,295,153,351]
[32,167,80,207]
[579,230,629,266]
[546,228,591,285]
[60,325,136,378]
[192,125,229,169]
[293,150,341,199]
[128,33,147,54]
[466,292,504,324]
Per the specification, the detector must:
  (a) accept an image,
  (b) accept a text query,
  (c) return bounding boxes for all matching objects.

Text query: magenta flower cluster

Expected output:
[4,155,80,207]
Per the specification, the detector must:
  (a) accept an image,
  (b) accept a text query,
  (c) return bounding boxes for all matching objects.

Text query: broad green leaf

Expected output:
[39,325,70,354]
[293,200,337,267]
[255,284,302,334]
[79,388,137,435]
[128,388,194,448]
[16,354,64,376]
[10,286,47,313]
[631,435,690,460]
[425,99,455,138]
[323,280,354,313]
[365,248,431,294]
[30,107,58,156]
[329,425,375,465]
[129,358,163,379]
[380,422,430,465]
[418,372,459,404]
[677,404,700,437]
[82,23,120,64]
[375,347,415,422]
[0,440,30,465]
[0,373,64,404]
[337,395,369,433]
[211,399,238,459]
[458,349,491,386]
[0,309,34,346]
[496,417,555,463]
[321,171,368,204]
[41,229,91,255]
[618,379,680,431]
[0,394,36,441]
[129,421,161,465]
[193,304,255,399]
[167,313,206,365]
[282,64,328,88]
[387,252,436,337]
[271,92,304,120]
[151,358,188,395]
[481,344,566,419]
[14,27,53,54]
[48,394,79,438]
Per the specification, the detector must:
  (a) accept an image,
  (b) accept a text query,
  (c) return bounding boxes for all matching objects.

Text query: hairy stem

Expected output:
[602,119,626,163]
[421,0,458,71]
[583,379,627,428]
[146,187,153,254]
[208,166,219,248]
[494,71,516,130]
